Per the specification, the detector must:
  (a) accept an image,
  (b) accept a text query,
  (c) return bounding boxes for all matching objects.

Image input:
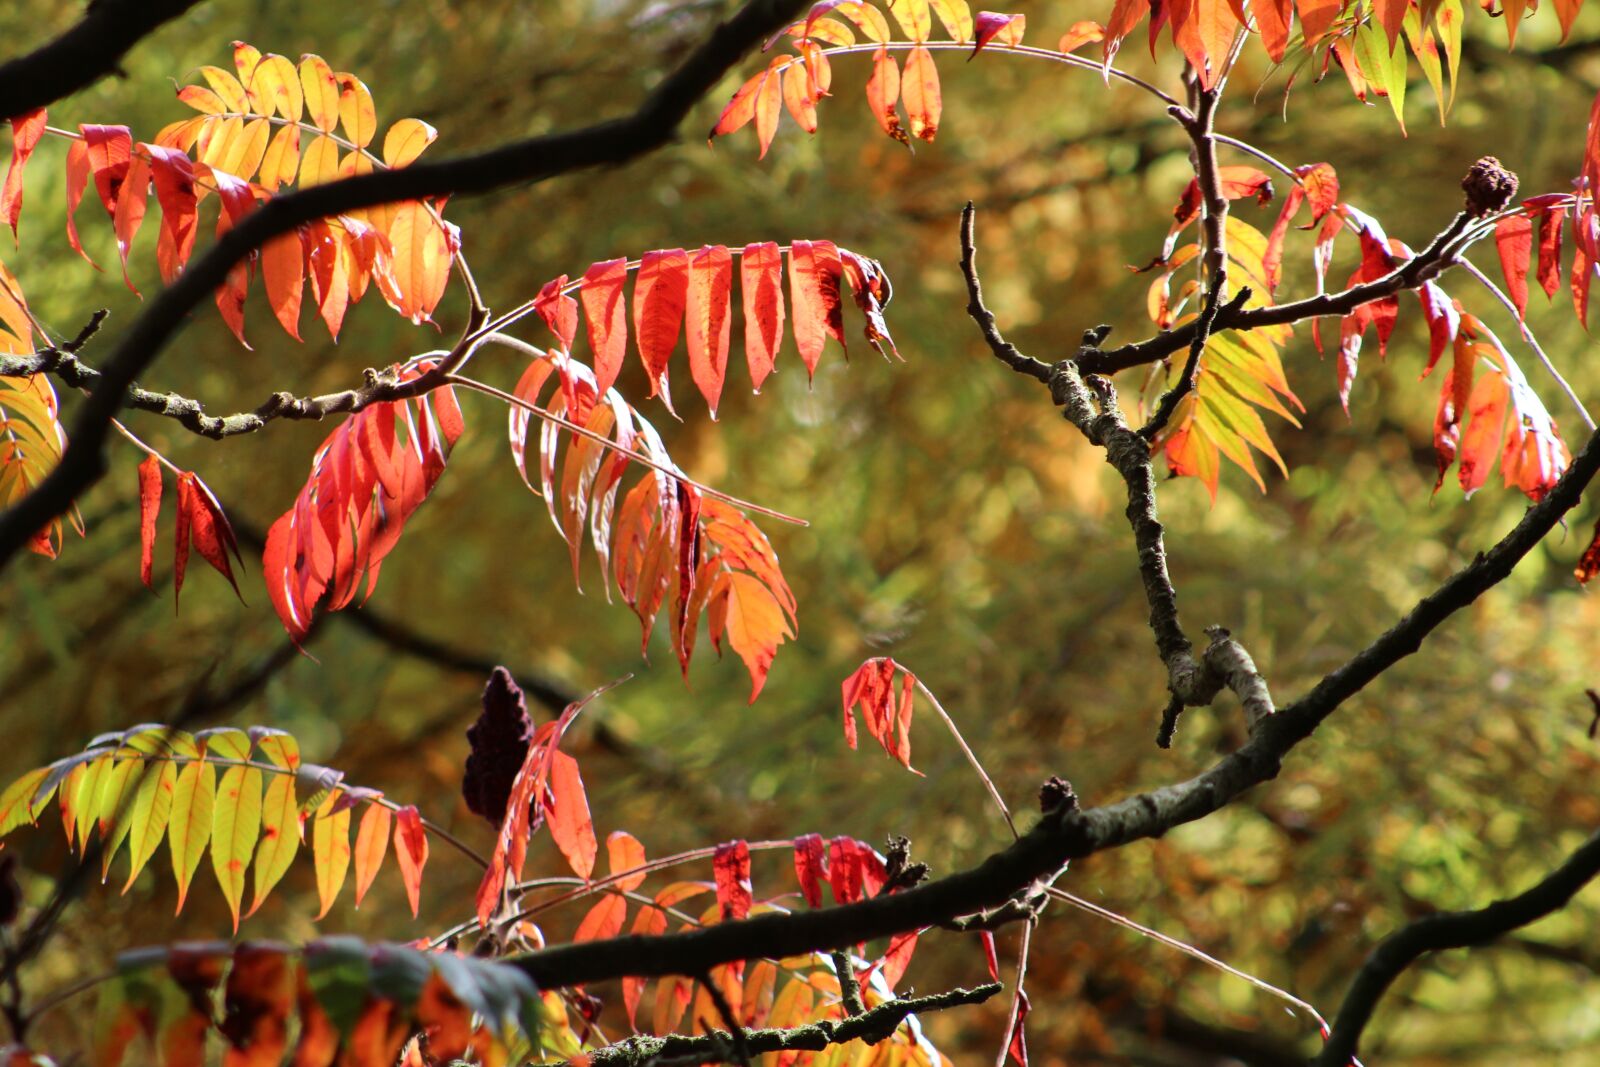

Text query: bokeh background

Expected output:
[3,0,1600,1062]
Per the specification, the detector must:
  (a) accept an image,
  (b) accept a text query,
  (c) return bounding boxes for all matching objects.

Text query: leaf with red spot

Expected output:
[1,109,46,239]
[902,46,942,142]
[865,46,907,146]
[713,840,752,921]
[1495,213,1533,319]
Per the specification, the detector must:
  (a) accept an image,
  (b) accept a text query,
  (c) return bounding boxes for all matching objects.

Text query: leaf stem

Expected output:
[445,366,809,527]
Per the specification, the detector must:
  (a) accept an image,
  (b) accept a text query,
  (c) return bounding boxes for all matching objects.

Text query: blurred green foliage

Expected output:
[3,0,1600,1062]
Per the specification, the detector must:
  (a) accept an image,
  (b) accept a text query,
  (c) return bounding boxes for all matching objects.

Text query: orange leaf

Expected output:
[608,830,648,891]
[352,801,391,907]
[687,244,733,417]
[336,74,377,148]
[138,456,161,591]
[721,571,793,702]
[782,63,820,134]
[1057,21,1104,53]
[393,804,428,917]
[261,228,305,339]
[754,61,784,159]
[901,46,942,142]
[546,750,597,880]
[574,893,627,942]
[740,242,785,392]
[1458,368,1509,497]
[382,118,437,167]
[257,124,300,192]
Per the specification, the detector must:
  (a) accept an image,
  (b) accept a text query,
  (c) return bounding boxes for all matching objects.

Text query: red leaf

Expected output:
[546,750,597,880]
[880,930,918,989]
[634,248,688,412]
[972,12,1026,57]
[393,804,428,917]
[179,471,244,600]
[713,840,752,921]
[902,46,941,142]
[145,145,199,283]
[710,67,769,140]
[1494,214,1533,320]
[1,109,46,239]
[1416,281,1459,378]
[581,258,629,398]
[980,930,1000,981]
[110,149,150,294]
[173,470,194,607]
[81,124,132,219]
[535,274,579,351]
[841,657,922,773]
[138,456,161,591]
[741,242,785,392]
[1005,989,1031,1067]
[686,244,733,417]
[1535,209,1564,301]
[793,833,827,907]
[864,46,907,145]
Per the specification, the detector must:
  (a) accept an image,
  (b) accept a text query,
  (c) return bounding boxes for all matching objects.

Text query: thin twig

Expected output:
[913,675,1018,839]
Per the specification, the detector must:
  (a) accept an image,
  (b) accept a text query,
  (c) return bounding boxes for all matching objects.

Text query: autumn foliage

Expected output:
[4,0,1600,1064]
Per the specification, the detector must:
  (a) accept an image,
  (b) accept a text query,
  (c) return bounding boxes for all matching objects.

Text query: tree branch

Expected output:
[0,0,206,121]
[1314,827,1600,1067]
[497,421,1600,992]
[0,0,812,570]
[583,982,1001,1067]
[1073,210,1473,379]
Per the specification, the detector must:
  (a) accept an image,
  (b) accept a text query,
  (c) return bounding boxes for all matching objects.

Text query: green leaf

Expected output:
[168,759,215,912]
[312,798,352,919]
[211,764,262,931]
[123,760,178,892]
[1355,15,1407,133]
[95,756,141,879]
[248,772,300,916]
[0,766,51,838]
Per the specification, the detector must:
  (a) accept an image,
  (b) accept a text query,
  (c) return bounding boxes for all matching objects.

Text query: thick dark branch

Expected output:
[584,983,1000,1067]
[0,0,205,120]
[1074,210,1473,378]
[1314,828,1600,1067]
[500,423,1600,992]
[0,0,811,569]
